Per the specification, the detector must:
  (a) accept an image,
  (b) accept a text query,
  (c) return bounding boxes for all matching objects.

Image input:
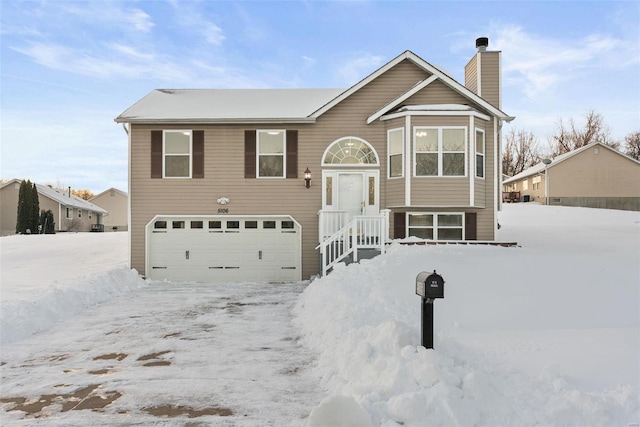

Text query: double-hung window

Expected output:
[407,213,464,240]
[475,129,485,178]
[66,207,72,219]
[388,128,404,178]
[257,130,285,178]
[415,127,466,177]
[78,209,82,218]
[164,130,192,178]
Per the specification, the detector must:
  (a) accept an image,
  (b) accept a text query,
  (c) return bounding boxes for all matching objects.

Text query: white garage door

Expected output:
[146,215,301,283]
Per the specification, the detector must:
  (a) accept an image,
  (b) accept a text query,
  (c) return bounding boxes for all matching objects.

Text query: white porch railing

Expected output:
[317,210,389,276]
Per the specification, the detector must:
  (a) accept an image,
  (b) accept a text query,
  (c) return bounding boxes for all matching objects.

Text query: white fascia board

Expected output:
[381,110,491,122]
[366,75,438,124]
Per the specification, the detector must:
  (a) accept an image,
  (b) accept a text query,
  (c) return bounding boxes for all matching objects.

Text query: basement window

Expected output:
[407,213,464,240]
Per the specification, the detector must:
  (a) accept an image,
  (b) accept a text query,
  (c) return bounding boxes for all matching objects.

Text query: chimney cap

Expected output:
[476,37,489,51]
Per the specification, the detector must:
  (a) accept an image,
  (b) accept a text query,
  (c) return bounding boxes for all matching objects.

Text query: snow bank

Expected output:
[295,204,640,426]
[0,232,146,345]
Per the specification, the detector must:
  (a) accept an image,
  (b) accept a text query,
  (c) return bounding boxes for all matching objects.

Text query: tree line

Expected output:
[503,110,640,177]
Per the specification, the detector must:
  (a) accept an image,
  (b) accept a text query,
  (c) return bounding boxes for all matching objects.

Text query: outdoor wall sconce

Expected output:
[304,168,311,188]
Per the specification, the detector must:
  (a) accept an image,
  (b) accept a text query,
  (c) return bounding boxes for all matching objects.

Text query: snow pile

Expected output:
[295,204,640,426]
[0,232,146,345]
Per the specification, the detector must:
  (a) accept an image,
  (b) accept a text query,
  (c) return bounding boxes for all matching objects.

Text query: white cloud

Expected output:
[334,52,385,85]
[491,25,638,99]
[204,23,225,45]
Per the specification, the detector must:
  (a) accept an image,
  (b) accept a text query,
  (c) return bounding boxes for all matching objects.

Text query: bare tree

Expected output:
[502,128,541,176]
[548,110,620,156]
[624,131,640,161]
[71,189,94,200]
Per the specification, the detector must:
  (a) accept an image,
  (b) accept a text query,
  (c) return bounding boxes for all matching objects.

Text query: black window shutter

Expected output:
[394,212,406,239]
[151,130,163,178]
[245,130,256,178]
[192,130,204,178]
[286,130,298,178]
[465,212,477,240]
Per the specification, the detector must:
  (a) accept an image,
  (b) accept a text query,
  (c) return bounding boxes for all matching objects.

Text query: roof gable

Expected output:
[312,50,514,122]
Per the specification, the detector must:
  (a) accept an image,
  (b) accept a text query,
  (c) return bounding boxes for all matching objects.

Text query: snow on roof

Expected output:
[115,88,345,123]
[36,184,108,214]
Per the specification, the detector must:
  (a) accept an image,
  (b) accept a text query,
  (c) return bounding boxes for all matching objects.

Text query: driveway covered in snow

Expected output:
[1,281,323,426]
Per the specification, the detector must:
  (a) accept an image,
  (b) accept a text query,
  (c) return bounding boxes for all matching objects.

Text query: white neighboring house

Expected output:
[0,179,108,235]
[90,188,128,231]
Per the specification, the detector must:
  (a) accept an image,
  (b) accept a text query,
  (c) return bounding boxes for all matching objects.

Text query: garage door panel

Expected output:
[148,216,301,283]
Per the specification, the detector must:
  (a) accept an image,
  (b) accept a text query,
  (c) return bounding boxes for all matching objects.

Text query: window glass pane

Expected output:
[439,228,462,240]
[368,176,375,205]
[410,228,433,239]
[442,129,465,151]
[209,221,221,229]
[325,176,333,205]
[415,129,438,151]
[227,221,240,229]
[323,138,378,165]
[282,220,294,229]
[263,221,276,229]
[442,153,465,176]
[165,131,191,154]
[476,131,484,154]
[165,156,190,177]
[154,221,167,229]
[259,156,284,177]
[389,129,403,154]
[258,131,284,153]
[416,153,438,176]
[245,221,258,229]
[409,214,434,226]
[190,221,203,229]
[476,154,484,178]
[172,221,185,229]
[390,155,403,177]
[438,214,462,226]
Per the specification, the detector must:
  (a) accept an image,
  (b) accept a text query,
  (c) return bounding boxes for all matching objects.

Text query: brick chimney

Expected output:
[464,37,501,109]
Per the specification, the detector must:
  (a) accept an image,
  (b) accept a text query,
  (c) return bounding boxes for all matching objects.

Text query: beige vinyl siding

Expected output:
[0,181,20,235]
[549,146,640,198]
[405,79,470,105]
[464,54,478,94]
[39,197,59,231]
[91,190,128,231]
[479,51,501,109]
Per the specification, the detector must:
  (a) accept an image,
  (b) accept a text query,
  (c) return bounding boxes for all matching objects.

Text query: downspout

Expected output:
[119,121,132,269]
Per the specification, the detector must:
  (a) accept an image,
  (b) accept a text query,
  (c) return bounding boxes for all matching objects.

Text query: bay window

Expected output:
[388,128,404,178]
[415,127,466,177]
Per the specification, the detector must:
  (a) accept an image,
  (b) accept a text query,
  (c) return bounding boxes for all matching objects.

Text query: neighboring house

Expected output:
[502,142,640,211]
[115,38,514,282]
[90,188,129,231]
[0,179,108,235]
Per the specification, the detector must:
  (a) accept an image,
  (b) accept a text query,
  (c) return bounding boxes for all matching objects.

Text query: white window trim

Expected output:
[413,126,467,177]
[163,130,192,179]
[257,129,286,179]
[387,128,404,178]
[406,212,465,240]
[321,136,380,167]
[475,128,485,179]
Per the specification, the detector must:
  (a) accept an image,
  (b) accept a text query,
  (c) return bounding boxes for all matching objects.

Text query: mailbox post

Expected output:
[416,270,445,349]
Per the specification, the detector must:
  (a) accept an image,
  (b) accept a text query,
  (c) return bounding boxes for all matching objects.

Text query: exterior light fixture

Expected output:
[304,168,311,188]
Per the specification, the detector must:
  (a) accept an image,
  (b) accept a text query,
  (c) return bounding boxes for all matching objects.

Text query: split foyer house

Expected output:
[115,38,514,282]
[0,179,108,235]
[503,142,640,211]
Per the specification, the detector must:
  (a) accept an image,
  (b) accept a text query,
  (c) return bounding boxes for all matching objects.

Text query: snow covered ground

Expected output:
[1,204,639,426]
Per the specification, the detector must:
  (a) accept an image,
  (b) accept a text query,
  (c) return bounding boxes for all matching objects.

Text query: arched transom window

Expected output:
[322,137,379,166]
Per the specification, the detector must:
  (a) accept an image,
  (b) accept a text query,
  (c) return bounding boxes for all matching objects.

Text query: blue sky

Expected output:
[1,0,639,193]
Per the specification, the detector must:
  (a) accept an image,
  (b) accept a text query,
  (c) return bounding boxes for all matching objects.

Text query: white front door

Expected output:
[323,170,379,218]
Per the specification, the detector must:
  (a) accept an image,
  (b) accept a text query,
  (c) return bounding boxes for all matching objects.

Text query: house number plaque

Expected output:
[217,208,229,214]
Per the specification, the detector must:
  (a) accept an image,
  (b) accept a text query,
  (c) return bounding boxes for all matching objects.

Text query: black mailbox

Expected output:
[416,270,444,299]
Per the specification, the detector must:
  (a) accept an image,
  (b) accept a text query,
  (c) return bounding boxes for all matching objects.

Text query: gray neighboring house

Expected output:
[90,188,129,231]
[0,179,108,235]
[502,142,640,211]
